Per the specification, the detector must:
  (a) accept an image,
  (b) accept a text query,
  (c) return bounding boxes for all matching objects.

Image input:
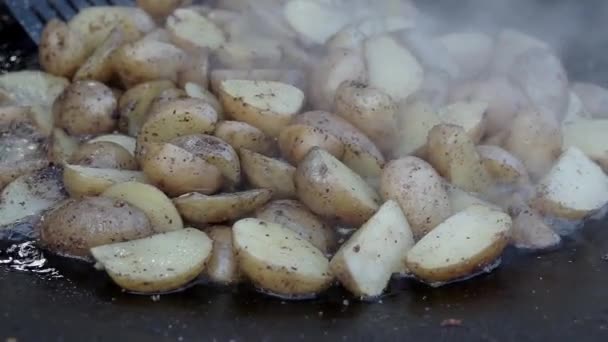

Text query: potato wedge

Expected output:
[278,124,344,165]
[137,0,187,18]
[239,149,296,199]
[393,101,442,158]
[215,39,282,69]
[178,51,209,89]
[140,143,223,197]
[427,124,493,193]
[215,121,274,156]
[283,0,352,45]
[204,226,240,284]
[572,82,608,118]
[173,189,272,224]
[63,164,147,197]
[233,218,332,296]
[69,142,138,170]
[444,183,498,214]
[210,69,306,95]
[39,19,88,78]
[381,157,451,239]
[0,167,67,228]
[218,80,305,137]
[532,147,608,220]
[295,148,380,227]
[436,32,494,80]
[73,28,125,82]
[365,35,423,102]
[330,200,414,298]
[170,134,241,190]
[118,80,176,136]
[293,111,385,178]
[184,83,222,117]
[477,145,529,184]
[398,30,460,80]
[91,228,212,293]
[334,81,398,152]
[40,197,154,259]
[562,119,608,170]
[510,206,561,250]
[167,8,226,51]
[0,71,68,108]
[327,16,414,52]
[102,182,184,233]
[255,200,335,254]
[88,134,137,156]
[0,123,49,189]
[437,101,488,143]
[48,128,79,164]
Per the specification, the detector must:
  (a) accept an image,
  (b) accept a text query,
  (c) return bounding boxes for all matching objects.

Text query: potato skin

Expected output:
[215,121,274,156]
[204,226,240,284]
[118,80,176,136]
[239,149,296,199]
[54,80,118,136]
[70,142,138,170]
[40,197,154,259]
[278,124,345,165]
[380,157,452,239]
[39,19,88,78]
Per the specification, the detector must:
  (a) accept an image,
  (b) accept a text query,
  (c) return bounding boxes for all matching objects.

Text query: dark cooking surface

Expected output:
[2,0,608,341]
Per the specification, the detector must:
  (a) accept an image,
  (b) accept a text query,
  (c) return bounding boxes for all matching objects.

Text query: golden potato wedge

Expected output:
[562,119,608,170]
[293,111,385,178]
[40,197,154,259]
[73,28,125,82]
[112,40,188,88]
[170,134,241,190]
[118,80,176,136]
[283,0,352,45]
[436,32,494,80]
[334,81,398,152]
[0,167,66,228]
[0,71,69,108]
[330,200,415,298]
[54,80,117,136]
[218,80,305,137]
[233,218,333,297]
[255,200,335,253]
[91,228,212,293]
[140,143,223,197]
[477,145,529,184]
[427,124,493,193]
[63,164,147,197]
[381,157,452,239]
[295,148,380,227]
[69,142,138,170]
[167,8,226,51]
[88,134,137,156]
[204,226,240,284]
[532,147,608,220]
[309,49,367,111]
[365,35,423,102]
[48,128,79,164]
[39,19,88,78]
[102,181,184,232]
[239,149,296,199]
[210,69,306,95]
[214,121,274,156]
[405,205,512,284]
[173,189,272,224]
[572,82,608,118]
[437,100,488,143]
[393,101,442,158]
[278,124,344,165]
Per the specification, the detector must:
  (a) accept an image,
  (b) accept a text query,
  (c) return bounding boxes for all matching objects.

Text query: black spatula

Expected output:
[4,0,135,44]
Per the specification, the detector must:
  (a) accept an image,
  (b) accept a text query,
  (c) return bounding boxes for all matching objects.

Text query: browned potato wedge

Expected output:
[88,134,137,156]
[140,143,223,197]
[63,164,147,197]
[0,167,66,228]
[118,80,176,136]
[218,80,305,137]
[91,228,212,293]
[73,28,125,82]
[437,101,488,143]
[427,124,493,193]
[204,226,240,284]
[69,142,138,170]
[137,99,219,154]
[505,110,562,179]
[137,0,188,18]
[239,149,296,199]
[293,111,385,178]
[48,128,79,164]
[393,101,442,158]
[112,40,188,88]
[572,82,608,118]
[278,124,345,165]
[215,121,274,156]
[405,205,512,284]
[210,69,306,95]
[334,81,398,152]
[102,181,184,232]
[330,200,415,298]
[477,145,529,184]
[170,134,241,190]
[53,80,117,136]
[436,32,494,80]
[491,29,550,76]
[562,119,608,170]
[255,200,335,253]
[309,49,367,111]
[39,19,88,78]
[173,189,272,224]
[184,83,221,117]
[167,8,226,51]
[215,39,282,69]
[40,197,154,259]
[233,218,333,297]
[532,147,608,220]
[381,157,452,239]
[365,35,423,102]
[295,148,380,227]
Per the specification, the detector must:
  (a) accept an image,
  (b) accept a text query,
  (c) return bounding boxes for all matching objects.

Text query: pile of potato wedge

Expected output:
[1,0,608,299]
